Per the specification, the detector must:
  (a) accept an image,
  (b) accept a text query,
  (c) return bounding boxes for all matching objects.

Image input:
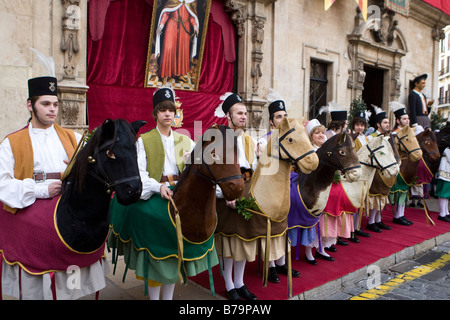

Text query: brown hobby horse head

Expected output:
[171,124,244,242]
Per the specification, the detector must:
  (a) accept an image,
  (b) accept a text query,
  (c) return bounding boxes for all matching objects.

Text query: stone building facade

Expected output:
[0,0,449,139]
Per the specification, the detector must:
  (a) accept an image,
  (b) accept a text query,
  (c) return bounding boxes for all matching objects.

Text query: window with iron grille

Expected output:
[309,60,328,121]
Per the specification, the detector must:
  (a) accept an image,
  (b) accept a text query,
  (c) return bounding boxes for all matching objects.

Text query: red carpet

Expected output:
[190,206,450,300]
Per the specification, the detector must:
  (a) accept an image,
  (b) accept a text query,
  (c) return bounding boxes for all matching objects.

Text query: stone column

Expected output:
[57,0,89,134]
[226,0,275,132]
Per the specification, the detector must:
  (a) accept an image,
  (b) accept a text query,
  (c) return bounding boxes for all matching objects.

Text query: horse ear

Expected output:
[337,131,346,145]
[101,119,115,140]
[131,120,147,136]
[279,117,289,130]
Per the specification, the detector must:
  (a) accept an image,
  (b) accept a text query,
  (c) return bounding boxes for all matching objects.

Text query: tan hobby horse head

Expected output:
[250,117,319,221]
[393,125,423,162]
[262,117,319,174]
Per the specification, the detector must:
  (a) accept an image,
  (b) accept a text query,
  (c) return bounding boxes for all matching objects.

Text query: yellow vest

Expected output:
[140,128,191,181]
[3,124,77,213]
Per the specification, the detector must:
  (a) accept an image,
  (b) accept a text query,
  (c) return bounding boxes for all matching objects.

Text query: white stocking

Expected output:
[275,255,285,266]
[368,209,377,224]
[233,260,246,289]
[397,204,405,218]
[375,210,382,223]
[161,283,175,300]
[439,198,448,217]
[354,211,360,229]
[222,257,235,291]
[305,246,314,260]
[148,285,161,300]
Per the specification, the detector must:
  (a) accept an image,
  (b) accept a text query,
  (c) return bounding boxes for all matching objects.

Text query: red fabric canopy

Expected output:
[86,0,235,137]
[422,0,450,15]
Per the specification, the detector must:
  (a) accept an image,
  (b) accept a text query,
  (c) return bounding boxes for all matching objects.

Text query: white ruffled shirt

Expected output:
[0,123,82,209]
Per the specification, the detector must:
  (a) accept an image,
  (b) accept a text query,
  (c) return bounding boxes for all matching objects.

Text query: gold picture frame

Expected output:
[144,0,211,91]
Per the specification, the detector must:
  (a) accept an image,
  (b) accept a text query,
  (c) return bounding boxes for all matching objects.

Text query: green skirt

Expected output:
[389,174,409,206]
[436,179,450,199]
[108,193,218,294]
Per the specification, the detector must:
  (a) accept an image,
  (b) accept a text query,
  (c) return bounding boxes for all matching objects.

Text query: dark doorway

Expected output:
[362,65,385,128]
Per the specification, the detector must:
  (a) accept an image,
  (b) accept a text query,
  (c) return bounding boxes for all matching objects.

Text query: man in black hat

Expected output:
[408,74,434,128]
[214,92,259,300]
[369,106,390,139]
[257,99,288,155]
[389,102,414,226]
[367,105,392,232]
[325,110,348,139]
[0,76,82,214]
[135,86,194,300]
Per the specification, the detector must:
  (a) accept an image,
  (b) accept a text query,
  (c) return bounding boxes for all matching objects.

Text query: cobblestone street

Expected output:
[323,240,450,300]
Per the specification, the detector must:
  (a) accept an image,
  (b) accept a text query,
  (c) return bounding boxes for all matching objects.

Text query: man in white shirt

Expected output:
[135,86,194,299]
[0,76,83,299]
[214,92,258,300]
[0,76,82,212]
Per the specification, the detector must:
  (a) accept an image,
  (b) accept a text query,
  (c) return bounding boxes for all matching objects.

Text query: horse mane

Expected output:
[61,119,134,196]
[173,124,235,194]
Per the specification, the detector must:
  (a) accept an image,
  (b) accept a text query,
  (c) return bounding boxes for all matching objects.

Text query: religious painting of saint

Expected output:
[145,0,211,91]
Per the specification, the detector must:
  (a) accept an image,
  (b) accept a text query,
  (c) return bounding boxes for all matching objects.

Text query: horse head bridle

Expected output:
[359,143,397,173]
[395,133,421,156]
[418,136,439,162]
[88,133,141,194]
[191,141,243,186]
[320,141,361,174]
[272,127,316,165]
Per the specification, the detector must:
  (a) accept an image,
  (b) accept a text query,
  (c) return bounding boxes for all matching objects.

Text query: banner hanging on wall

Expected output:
[145,0,212,91]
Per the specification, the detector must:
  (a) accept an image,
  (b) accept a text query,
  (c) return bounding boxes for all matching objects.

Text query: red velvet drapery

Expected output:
[87,0,235,137]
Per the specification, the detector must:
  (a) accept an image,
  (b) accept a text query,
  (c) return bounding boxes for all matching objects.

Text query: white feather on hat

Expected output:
[389,101,406,113]
[318,100,344,115]
[363,110,372,121]
[214,92,233,118]
[372,104,384,115]
[29,47,55,77]
[267,88,284,103]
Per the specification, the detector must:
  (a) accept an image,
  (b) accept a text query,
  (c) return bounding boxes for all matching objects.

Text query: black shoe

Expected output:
[355,229,371,237]
[325,244,337,252]
[367,223,381,233]
[438,215,450,223]
[305,257,317,265]
[416,201,424,208]
[315,251,334,261]
[226,288,242,300]
[393,217,410,226]
[236,285,258,300]
[275,264,300,278]
[402,216,413,225]
[268,267,280,283]
[337,237,349,246]
[349,232,360,243]
[376,221,391,230]
[409,202,416,207]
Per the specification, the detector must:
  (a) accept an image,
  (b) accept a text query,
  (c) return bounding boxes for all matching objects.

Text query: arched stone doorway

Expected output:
[347,6,408,126]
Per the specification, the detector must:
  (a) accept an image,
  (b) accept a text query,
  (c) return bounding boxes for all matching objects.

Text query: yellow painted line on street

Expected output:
[350,252,450,300]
